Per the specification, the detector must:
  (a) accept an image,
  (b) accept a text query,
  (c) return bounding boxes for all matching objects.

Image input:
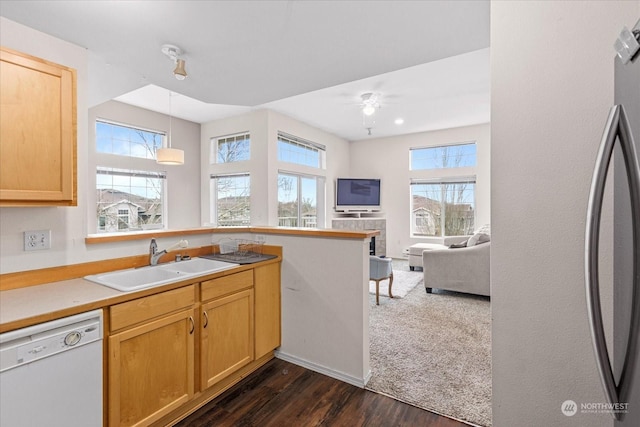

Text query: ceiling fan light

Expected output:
[173,59,187,80]
[362,104,376,116]
[156,147,184,165]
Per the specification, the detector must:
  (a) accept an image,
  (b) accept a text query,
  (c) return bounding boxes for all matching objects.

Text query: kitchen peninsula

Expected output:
[0,227,378,426]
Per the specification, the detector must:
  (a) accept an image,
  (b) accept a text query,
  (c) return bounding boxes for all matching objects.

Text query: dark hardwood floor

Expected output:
[175,358,467,427]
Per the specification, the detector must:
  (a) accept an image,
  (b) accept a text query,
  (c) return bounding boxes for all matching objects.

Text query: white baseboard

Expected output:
[275,350,370,388]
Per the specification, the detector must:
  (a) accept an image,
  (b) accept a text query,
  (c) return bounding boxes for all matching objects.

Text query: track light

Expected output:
[161,44,188,80]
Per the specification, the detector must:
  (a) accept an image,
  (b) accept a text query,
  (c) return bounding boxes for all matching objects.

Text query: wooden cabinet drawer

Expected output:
[201,270,253,302]
[110,285,195,331]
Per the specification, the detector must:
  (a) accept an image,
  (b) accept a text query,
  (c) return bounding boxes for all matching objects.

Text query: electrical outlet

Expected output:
[255,234,266,244]
[24,230,51,251]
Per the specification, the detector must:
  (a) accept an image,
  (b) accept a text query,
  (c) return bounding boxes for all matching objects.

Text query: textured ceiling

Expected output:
[0,0,490,141]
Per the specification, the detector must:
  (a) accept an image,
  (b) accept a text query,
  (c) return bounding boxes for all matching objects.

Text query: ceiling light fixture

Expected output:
[156,92,184,165]
[394,118,405,125]
[161,44,188,80]
[361,92,380,116]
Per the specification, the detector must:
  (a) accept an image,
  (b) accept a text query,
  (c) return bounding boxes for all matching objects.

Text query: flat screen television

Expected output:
[335,178,381,212]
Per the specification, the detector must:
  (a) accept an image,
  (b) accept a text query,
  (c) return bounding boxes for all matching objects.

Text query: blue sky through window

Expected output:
[411,142,476,170]
[96,121,163,159]
[278,138,320,168]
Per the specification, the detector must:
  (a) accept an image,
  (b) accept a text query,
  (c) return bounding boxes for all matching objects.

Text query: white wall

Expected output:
[200,109,351,227]
[349,123,490,258]
[0,18,206,274]
[267,233,371,386]
[491,2,639,426]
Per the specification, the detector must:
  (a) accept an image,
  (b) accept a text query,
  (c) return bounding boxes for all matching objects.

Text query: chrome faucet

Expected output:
[149,238,188,265]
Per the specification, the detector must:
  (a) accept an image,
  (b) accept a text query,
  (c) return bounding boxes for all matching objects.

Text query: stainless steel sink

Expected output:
[84,257,238,292]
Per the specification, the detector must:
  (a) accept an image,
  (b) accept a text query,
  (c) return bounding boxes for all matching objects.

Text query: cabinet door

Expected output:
[254,263,281,358]
[109,309,195,427]
[201,289,254,389]
[0,47,76,206]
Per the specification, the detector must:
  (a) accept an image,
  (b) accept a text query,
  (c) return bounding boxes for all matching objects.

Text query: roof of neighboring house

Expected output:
[102,199,144,211]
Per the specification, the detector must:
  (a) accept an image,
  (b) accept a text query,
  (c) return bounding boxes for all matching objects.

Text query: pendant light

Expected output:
[156,92,184,165]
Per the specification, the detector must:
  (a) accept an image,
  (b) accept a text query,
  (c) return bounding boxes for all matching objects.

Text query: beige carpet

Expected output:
[367,270,492,427]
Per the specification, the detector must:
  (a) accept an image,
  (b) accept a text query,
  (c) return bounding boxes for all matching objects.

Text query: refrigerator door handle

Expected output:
[585,104,640,421]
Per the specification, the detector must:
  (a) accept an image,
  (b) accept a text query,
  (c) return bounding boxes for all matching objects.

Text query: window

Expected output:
[278,173,318,228]
[96,168,166,233]
[211,173,250,226]
[411,142,476,170]
[410,141,478,237]
[276,132,326,228]
[96,120,163,159]
[214,133,250,163]
[410,179,475,237]
[277,132,325,168]
[94,119,167,234]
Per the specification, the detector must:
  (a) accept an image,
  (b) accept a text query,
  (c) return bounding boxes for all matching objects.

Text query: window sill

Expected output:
[85,225,378,245]
[85,227,249,244]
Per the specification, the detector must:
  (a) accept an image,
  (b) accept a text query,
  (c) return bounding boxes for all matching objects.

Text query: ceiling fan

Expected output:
[359,92,381,136]
[360,92,381,116]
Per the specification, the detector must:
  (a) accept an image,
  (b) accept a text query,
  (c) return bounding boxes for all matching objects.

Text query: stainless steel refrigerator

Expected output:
[586,19,640,424]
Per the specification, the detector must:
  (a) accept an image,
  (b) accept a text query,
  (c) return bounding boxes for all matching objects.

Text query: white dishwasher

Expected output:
[0,309,103,427]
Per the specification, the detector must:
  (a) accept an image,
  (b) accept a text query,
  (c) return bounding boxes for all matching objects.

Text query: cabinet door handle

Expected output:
[188,316,195,335]
[203,311,209,329]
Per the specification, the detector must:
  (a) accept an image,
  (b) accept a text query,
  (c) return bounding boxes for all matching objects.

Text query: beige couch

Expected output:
[422,242,490,296]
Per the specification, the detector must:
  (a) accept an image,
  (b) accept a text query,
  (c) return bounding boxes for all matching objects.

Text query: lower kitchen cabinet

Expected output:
[200,288,254,389]
[254,262,281,359]
[108,286,196,427]
[106,261,280,427]
[200,270,255,389]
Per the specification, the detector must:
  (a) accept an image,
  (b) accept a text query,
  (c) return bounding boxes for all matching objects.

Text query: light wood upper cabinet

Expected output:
[0,47,77,206]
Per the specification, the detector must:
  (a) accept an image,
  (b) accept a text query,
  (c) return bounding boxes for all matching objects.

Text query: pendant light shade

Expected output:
[156,147,184,165]
[157,92,184,165]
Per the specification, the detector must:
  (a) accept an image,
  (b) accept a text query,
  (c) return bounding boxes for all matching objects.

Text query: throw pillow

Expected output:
[449,241,468,249]
[466,224,491,247]
[467,233,490,247]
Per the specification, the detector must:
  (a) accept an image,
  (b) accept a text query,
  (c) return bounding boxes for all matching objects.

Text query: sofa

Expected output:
[422,240,490,297]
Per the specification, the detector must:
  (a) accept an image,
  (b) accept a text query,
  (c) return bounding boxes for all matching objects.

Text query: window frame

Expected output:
[409,141,478,238]
[212,132,250,164]
[96,119,165,160]
[410,141,477,171]
[210,173,251,227]
[277,131,326,169]
[410,177,476,237]
[277,172,322,228]
[93,119,169,234]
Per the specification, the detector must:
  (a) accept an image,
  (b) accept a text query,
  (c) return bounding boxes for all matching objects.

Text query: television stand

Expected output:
[334,211,384,218]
